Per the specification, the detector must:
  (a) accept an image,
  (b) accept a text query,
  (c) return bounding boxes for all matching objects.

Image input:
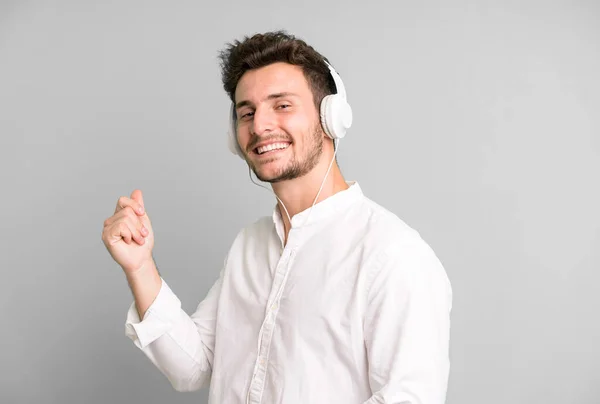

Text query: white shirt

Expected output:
[125,181,452,404]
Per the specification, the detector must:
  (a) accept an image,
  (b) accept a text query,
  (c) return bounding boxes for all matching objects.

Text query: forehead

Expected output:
[234,62,312,104]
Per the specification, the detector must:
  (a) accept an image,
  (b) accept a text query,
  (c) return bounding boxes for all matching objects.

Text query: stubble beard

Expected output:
[250,122,324,184]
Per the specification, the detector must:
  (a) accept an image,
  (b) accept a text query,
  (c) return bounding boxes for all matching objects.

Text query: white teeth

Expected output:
[257,142,289,155]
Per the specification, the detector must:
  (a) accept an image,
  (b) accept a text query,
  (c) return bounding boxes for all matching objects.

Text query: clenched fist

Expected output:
[102,189,154,275]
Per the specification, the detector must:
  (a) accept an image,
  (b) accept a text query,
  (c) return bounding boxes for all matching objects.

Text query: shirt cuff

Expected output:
[124,278,182,349]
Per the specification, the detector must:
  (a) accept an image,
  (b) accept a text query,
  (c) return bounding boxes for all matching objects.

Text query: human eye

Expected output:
[239,110,254,120]
[276,103,292,110]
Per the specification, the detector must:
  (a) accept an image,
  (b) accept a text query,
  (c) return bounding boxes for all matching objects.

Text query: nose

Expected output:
[250,106,276,136]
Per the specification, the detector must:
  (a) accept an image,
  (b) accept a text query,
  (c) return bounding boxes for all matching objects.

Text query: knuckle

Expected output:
[121,206,134,219]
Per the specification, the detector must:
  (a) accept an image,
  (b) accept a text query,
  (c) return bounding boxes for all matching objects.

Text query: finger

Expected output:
[117,222,133,245]
[104,205,136,227]
[124,215,147,245]
[114,195,145,216]
[131,229,146,245]
[130,189,145,212]
[113,216,146,246]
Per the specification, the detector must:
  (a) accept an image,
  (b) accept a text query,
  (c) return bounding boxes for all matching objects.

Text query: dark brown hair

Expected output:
[218,30,336,109]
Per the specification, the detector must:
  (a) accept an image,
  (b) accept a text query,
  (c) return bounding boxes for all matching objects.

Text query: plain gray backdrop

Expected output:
[1,1,599,403]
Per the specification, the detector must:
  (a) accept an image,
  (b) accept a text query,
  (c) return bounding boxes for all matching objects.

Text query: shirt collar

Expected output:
[271,181,363,235]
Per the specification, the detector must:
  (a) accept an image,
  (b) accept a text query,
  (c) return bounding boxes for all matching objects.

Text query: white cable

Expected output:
[247,165,292,224]
[301,138,338,227]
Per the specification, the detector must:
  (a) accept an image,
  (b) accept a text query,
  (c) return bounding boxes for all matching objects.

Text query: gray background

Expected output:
[1,1,599,403]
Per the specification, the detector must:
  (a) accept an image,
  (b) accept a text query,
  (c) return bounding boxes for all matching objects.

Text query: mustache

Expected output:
[247,134,292,151]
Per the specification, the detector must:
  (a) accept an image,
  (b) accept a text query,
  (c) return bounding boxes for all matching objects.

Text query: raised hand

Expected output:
[101,189,155,275]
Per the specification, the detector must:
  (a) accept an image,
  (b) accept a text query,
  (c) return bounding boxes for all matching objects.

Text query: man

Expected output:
[101,31,452,404]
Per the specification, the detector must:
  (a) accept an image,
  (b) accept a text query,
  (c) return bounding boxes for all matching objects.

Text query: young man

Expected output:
[101,31,452,404]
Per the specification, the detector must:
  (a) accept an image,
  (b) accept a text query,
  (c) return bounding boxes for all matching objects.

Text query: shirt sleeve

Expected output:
[124,268,224,392]
[362,237,453,404]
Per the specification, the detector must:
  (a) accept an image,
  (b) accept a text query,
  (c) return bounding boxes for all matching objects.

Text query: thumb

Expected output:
[130,189,145,210]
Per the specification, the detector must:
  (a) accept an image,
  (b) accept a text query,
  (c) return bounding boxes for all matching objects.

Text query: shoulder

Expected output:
[242,215,274,238]
[351,195,451,297]
[226,214,275,250]
[221,215,276,271]
[348,193,424,247]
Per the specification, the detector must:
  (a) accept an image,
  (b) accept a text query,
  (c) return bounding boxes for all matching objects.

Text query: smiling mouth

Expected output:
[254,142,291,155]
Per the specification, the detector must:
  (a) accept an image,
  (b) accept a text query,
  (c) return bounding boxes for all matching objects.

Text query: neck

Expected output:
[271,149,349,241]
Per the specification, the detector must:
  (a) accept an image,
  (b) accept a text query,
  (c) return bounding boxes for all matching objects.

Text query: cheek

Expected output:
[235,127,252,150]
[281,113,316,142]
[237,128,248,142]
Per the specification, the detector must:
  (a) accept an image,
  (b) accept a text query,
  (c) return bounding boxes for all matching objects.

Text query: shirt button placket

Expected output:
[247,248,295,404]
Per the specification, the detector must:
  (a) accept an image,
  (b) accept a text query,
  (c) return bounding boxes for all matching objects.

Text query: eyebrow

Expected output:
[235,92,299,109]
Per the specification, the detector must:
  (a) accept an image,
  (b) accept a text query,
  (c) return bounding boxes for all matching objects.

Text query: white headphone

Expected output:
[227,59,353,159]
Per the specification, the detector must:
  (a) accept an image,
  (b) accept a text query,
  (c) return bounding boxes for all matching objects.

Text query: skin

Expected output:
[101,61,348,318]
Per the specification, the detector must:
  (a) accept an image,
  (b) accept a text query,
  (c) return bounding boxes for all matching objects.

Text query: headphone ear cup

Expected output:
[320,95,335,139]
[228,104,245,158]
[320,94,353,140]
[227,127,239,155]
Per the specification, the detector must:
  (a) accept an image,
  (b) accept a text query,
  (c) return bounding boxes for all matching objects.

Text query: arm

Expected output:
[362,238,453,404]
[125,258,162,320]
[124,262,225,392]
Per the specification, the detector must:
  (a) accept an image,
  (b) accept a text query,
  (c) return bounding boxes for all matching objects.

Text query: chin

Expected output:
[251,162,293,183]
[249,155,286,182]
[254,167,289,183]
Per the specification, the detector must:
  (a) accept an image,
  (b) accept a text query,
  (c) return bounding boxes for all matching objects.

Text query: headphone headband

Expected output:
[324,60,347,99]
